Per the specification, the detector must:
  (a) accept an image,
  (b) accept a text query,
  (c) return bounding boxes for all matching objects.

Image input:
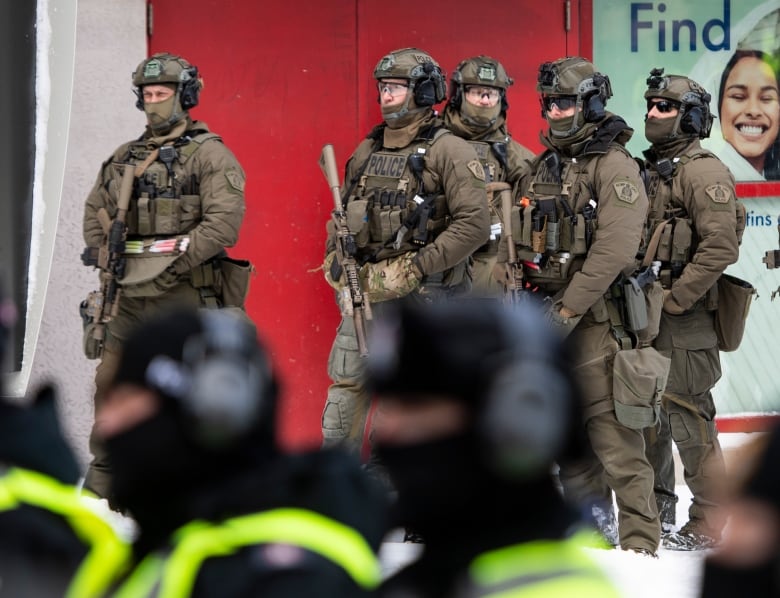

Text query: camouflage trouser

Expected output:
[644,305,725,536]
[321,316,370,455]
[558,315,661,553]
[83,280,211,500]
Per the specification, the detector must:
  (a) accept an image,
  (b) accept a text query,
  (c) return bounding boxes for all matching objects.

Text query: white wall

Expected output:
[26,0,146,468]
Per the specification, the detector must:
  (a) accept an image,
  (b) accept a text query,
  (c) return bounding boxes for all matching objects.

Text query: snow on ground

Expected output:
[379,433,764,598]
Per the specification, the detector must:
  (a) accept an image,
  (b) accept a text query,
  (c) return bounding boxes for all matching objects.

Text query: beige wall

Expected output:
[27,0,146,468]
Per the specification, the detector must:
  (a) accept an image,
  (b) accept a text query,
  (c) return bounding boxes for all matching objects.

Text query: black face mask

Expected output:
[375,433,488,539]
[105,412,215,525]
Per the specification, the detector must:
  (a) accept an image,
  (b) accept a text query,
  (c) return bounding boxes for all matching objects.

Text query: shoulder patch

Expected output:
[705,183,731,204]
[467,159,486,182]
[225,169,245,193]
[613,180,640,204]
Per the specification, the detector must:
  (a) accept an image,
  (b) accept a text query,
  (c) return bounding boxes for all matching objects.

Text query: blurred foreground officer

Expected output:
[99,308,388,597]
[366,298,620,598]
[0,288,129,597]
[442,55,534,296]
[640,69,740,550]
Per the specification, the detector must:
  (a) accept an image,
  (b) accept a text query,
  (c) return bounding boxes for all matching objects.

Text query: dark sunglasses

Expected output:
[647,99,678,113]
[542,95,577,112]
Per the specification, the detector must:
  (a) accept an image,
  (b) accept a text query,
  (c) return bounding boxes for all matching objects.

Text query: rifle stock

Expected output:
[320,144,371,356]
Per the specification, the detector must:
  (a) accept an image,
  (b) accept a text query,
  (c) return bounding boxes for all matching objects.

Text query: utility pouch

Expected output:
[612,347,670,429]
[80,298,104,360]
[346,198,369,247]
[179,195,202,232]
[623,278,648,332]
[637,280,663,345]
[216,257,255,308]
[714,273,756,352]
[153,197,182,235]
[670,219,692,264]
[656,222,673,262]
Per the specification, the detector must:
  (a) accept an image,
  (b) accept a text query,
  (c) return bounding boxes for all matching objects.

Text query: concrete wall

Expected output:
[27,0,146,468]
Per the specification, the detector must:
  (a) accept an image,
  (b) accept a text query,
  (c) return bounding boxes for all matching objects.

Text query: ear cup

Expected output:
[134,88,144,111]
[584,94,606,122]
[414,78,436,106]
[179,67,201,110]
[480,360,572,480]
[680,106,704,136]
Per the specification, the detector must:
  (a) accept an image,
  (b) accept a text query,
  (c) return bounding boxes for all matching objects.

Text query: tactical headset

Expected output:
[143,309,274,449]
[367,298,579,481]
[410,61,447,107]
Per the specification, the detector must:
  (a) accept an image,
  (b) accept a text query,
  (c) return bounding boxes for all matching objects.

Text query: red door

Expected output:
[147,0,588,449]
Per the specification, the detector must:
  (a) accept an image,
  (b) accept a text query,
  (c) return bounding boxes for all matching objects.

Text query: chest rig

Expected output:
[641,150,709,287]
[468,140,509,253]
[345,127,450,263]
[115,131,218,238]
[515,151,598,287]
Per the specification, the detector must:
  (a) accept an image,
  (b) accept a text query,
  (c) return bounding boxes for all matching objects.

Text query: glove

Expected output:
[546,300,583,338]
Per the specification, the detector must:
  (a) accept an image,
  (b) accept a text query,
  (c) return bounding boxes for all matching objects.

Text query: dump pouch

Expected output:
[216,257,255,308]
[714,273,756,352]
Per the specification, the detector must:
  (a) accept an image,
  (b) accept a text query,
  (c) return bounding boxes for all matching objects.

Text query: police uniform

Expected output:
[81,53,247,498]
[442,55,534,296]
[516,57,660,554]
[321,48,489,453]
[640,70,739,548]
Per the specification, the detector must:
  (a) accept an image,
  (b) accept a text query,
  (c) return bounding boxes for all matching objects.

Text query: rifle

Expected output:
[494,182,525,304]
[80,162,135,356]
[319,144,372,357]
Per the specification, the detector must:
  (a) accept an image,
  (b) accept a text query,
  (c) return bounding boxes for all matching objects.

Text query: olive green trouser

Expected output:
[83,281,209,500]
[321,316,371,456]
[470,252,504,298]
[644,306,725,537]
[558,315,661,553]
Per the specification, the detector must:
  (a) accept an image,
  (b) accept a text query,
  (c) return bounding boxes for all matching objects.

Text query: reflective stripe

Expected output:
[469,531,621,598]
[0,468,130,598]
[116,507,381,598]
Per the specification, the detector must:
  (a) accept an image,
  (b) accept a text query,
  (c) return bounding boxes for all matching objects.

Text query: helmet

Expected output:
[536,57,613,135]
[111,308,277,450]
[645,68,713,139]
[449,55,513,111]
[366,298,584,480]
[132,52,202,112]
[373,47,447,107]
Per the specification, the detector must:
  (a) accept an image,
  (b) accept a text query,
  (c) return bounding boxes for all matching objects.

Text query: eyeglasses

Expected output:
[647,99,678,113]
[542,95,577,112]
[465,86,501,102]
[378,82,409,97]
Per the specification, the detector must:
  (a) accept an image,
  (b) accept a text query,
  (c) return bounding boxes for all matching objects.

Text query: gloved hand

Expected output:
[545,300,583,338]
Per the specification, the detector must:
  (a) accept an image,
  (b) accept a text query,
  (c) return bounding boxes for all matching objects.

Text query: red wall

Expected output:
[147,0,593,449]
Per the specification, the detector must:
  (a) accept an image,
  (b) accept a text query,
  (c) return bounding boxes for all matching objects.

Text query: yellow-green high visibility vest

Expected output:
[114,507,382,598]
[466,531,622,598]
[0,467,131,598]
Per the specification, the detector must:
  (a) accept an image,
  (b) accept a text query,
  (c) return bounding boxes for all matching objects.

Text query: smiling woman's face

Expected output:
[721,56,780,173]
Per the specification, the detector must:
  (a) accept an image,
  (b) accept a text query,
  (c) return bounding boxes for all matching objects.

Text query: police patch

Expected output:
[467,159,486,181]
[705,183,731,204]
[365,152,406,178]
[613,180,639,204]
[225,170,245,192]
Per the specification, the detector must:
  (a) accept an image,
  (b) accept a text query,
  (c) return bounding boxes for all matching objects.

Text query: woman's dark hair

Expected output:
[718,49,780,179]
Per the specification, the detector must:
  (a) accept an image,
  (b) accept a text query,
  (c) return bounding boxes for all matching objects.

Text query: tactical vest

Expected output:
[468,139,510,254]
[461,531,621,598]
[116,131,219,238]
[112,507,381,598]
[641,147,744,289]
[514,150,600,290]
[346,127,452,264]
[0,468,131,598]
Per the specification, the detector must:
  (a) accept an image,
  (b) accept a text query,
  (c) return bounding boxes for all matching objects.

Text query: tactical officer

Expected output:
[321,48,489,454]
[442,55,534,296]
[366,298,620,598]
[99,308,389,597]
[640,69,740,550]
[81,52,250,499]
[514,56,661,555]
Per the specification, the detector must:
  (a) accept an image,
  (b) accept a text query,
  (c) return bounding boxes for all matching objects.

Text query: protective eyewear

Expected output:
[542,96,577,112]
[647,99,678,113]
[378,82,409,97]
[465,86,501,101]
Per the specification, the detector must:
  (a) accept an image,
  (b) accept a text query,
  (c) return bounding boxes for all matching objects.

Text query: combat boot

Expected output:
[591,501,619,547]
[662,519,718,551]
[655,491,678,533]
